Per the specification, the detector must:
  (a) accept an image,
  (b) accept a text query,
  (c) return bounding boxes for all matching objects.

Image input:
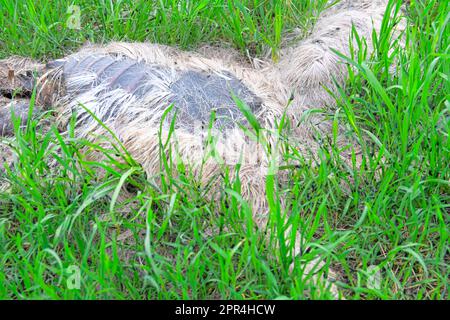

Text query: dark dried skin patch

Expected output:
[61,55,169,96]
[170,70,262,129]
[57,55,263,130]
[0,97,33,136]
[0,59,41,137]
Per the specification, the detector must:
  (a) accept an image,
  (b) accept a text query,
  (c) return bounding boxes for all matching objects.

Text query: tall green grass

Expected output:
[0,0,448,299]
[0,0,328,59]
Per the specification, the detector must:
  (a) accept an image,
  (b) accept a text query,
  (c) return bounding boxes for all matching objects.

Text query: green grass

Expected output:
[0,0,449,299]
[0,0,328,60]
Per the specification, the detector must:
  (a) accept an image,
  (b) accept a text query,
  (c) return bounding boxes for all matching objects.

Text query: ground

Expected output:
[0,0,448,299]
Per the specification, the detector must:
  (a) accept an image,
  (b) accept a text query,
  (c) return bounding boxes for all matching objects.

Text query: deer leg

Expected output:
[0,57,45,136]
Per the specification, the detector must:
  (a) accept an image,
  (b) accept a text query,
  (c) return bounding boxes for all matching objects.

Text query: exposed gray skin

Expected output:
[0,98,32,136]
[57,55,262,130]
[171,70,262,128]
[0,60,40,136]
[0,54,263,135]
